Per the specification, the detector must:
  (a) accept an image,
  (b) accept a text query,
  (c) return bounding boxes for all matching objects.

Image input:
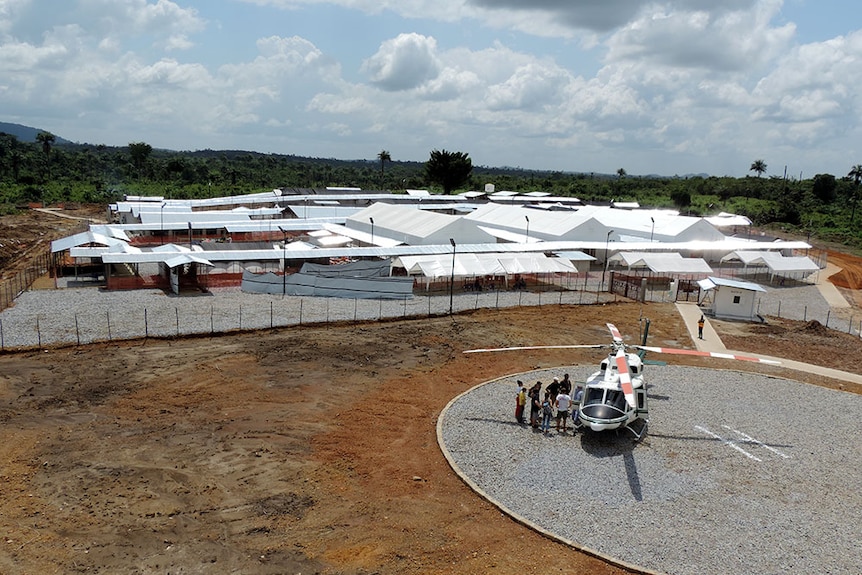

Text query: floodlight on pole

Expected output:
[602,230,613,290]
[449,238,456,315]
[160,201,166,245]
[278,225,287,297]
[650,216,655,242]
[525,215,530,243]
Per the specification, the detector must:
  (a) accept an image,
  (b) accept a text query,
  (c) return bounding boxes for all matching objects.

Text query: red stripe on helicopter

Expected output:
[614,352,636,407]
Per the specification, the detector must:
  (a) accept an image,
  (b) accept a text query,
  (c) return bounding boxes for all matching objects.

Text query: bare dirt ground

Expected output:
[0,208,861,574]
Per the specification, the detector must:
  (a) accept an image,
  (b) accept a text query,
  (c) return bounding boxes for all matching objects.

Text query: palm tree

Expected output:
[426,149,472,194]
[848,164,862,225]
[36,131,56,180]
[749,159,767,177]
[377,150,391,186]
[616,167,627,179]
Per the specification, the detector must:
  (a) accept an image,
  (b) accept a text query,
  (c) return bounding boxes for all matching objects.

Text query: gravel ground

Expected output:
[0,271,851,350]
[0,283,616,350]
[439,365,862,575]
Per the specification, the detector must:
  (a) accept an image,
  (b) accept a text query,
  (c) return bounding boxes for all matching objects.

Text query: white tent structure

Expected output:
[346,202,496,246]
[697,276,766,321]
[720,250,819,282]
[393,252,576,289]
[608,252,713,275]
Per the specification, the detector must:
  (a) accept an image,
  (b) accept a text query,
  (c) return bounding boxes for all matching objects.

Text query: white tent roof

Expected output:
[721,251,819,273]
[609,252,713,274]
[705,212,752,227]
[394,252,575,279]
[51,230,128,253]
[697,276,766,292]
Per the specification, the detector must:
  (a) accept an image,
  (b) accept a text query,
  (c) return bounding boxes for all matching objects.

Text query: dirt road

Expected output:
[1,300,860,575]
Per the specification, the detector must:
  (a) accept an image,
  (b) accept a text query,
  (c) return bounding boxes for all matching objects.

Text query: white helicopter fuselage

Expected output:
[575,352,648,437]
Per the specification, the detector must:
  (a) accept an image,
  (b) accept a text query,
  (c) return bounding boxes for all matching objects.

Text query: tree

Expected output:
[129,141,153,176]
[36,131,56,180]
[616,168,627,178]
[811,173,837,203]
[425,149,472,194]
[377,149,391,185]
[750,159,767,177]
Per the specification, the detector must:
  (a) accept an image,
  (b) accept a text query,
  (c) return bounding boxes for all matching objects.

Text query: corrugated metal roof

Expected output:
[698,276,766,292]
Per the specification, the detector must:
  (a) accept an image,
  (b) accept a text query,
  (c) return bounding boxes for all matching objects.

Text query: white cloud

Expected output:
[361,33,441,91]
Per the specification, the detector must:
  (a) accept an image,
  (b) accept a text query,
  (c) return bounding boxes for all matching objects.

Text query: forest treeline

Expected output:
[1,130,860,249]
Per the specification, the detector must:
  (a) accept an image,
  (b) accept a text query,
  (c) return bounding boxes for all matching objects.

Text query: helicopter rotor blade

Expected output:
[635,345,780,365]
[614,347,637,408]
[606,323,624,343]
[463,344,606,354]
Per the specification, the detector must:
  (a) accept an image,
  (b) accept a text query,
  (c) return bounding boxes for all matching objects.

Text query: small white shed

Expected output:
[697,276,766,321]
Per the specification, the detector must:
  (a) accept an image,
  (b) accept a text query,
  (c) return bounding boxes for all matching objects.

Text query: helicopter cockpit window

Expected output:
[584,388,604,406]
[605,390,627,411]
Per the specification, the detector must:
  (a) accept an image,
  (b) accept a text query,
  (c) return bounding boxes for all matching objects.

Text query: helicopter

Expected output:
[464,322,780,440]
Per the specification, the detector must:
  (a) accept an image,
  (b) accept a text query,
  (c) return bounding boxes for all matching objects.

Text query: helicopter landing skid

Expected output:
[624,418,649,441]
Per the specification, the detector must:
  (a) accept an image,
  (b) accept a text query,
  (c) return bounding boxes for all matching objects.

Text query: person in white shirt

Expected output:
[555,391,572,433]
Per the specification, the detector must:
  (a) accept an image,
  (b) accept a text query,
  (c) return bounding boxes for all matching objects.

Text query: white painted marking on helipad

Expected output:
[695,425,761,461]
[722,425,791,459]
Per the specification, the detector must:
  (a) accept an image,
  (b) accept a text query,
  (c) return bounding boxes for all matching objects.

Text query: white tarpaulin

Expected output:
[609,252,713,274]
[394,252,575,279]
[720,251,819,275]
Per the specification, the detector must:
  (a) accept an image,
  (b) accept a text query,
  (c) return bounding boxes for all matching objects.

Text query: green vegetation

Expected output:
[0,131,860,249]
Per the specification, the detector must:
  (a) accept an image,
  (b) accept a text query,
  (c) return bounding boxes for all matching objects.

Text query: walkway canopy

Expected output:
[393,252,576,280]
[720,251,819,280]
[608,252,713,274]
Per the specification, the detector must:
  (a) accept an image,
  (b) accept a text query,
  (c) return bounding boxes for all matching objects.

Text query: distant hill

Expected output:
[0,121,71,144]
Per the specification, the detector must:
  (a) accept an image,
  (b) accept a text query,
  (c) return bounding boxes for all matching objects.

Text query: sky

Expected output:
[1,0,860,178]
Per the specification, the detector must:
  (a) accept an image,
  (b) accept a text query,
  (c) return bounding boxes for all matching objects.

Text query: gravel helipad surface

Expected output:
[439,365,862,575]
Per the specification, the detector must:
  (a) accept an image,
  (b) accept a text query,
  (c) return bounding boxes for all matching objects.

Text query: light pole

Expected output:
[524,215,530,243]
[449,238,456,315]
[160,201,166,245]
[650,217,655,242]
[279,225,287,296]
[369,217,375,246]
[602,230,613,290]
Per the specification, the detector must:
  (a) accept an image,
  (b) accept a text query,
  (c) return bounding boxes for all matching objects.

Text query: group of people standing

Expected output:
[514,375,584,435]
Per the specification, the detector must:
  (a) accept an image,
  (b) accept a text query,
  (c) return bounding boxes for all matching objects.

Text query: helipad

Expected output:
[438,365,862,575]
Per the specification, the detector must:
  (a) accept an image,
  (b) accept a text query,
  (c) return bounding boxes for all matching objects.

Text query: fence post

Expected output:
[403,297,407,317]
[106,310,112,341]
[175,307,179,336]
[36,316,41,348]
[144,309,148,338]
[825,310,831,329]
[496,289,500,309]
[849,315,853,334]
[270,301,273,328]
[355,298,358,323]
[299,298,303,325]
[379,298,382,320]
[777,301,781,318]
[75,313,80,345]
[326,299,330,323]
[210,305,214,333]
[0,318,3,350]
[804,306,807,321]
[239,304,242,330]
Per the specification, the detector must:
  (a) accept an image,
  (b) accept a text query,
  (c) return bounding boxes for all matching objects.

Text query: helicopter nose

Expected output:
[581,403,624,420]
